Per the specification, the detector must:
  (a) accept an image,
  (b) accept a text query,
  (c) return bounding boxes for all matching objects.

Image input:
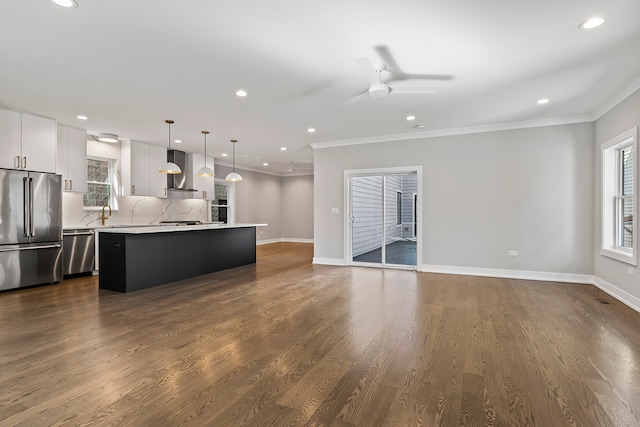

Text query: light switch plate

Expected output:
[331,208,339,214]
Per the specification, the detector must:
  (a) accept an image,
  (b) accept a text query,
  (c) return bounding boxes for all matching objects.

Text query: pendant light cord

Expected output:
[166,119,174,150]
[231,139,237,172]
[202,131,209,167]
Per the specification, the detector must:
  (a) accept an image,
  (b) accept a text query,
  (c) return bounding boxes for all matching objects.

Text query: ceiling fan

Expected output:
[342,47,452,106]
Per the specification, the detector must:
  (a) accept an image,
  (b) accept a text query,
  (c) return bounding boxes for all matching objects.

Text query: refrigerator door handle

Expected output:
[0,243,62,252]
[23,177,30,237]
[28,177,35,237]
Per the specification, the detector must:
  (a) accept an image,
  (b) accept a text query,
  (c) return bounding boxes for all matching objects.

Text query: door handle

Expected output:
[23,177,29,237]
[0,243,62,252]
[28,177,34,237]
[69,180,72,191]
[64,179,68,191]
[22,157,27,169]
[132,184,135,194]
[15,155,20,169]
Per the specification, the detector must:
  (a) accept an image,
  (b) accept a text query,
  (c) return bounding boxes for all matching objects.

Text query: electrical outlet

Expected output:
[508,250,518,257]
[629,267,634,276]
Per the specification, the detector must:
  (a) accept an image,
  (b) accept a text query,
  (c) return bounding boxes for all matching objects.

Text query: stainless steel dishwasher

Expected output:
[63,229,95,275]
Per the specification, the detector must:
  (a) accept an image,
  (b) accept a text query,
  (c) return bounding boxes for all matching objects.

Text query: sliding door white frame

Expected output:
[344,166,423,270]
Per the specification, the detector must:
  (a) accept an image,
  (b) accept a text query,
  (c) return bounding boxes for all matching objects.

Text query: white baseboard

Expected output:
[420,264,593,284]
[313,257,347,266]
[256,238,282,246]
[282,238,314,244]
[592,276,640,313]
[306,257,640,315]
[257,238,314,246]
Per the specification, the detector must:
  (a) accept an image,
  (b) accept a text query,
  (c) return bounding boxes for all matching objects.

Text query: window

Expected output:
[83,157,115,209]
[211,179,235,224]
[601,127,637,265]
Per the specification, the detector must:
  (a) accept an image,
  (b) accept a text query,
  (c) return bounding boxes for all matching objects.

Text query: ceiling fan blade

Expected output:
[339,91,369,106]
[355,57,381,86]
[402,72,454,81]
[389,85,438,94]
[373,45,401,73]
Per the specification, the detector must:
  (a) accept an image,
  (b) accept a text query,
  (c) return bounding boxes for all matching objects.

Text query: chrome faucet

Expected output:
[101,204,112,226]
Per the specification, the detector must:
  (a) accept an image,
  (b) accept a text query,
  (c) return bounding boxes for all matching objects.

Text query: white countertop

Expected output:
[64,224,160,231]
[94,223,267,234]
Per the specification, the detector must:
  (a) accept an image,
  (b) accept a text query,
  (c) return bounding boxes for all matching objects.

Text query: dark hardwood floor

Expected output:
[1,242,640,426]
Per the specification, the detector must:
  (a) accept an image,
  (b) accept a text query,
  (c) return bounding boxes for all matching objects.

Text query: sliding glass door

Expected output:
[350,172,418,269]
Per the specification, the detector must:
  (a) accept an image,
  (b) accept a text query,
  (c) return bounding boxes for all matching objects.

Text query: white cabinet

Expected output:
[121,140,168,198]
[0,109,21,170]
[56,125,87,192]
[0,109,57,173]
[186,152,216,199]
[149,144,168,198]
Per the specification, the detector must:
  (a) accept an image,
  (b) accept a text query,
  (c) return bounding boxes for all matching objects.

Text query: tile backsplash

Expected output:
[63,193,209,227]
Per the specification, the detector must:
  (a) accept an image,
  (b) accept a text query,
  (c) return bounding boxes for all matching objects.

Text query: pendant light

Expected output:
[158,119,181,174]
[225,139,243,182]
[196,131,215,177]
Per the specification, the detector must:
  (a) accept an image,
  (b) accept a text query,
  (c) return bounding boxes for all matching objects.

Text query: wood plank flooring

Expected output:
[1,242,640,426]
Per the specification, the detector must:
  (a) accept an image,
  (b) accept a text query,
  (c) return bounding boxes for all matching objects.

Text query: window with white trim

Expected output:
[83,156,117,209]
[601,127,637,265]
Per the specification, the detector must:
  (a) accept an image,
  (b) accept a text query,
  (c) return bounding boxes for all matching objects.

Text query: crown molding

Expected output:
[310,114,594,150]
[591,73,640,120]
[214,160,312,177]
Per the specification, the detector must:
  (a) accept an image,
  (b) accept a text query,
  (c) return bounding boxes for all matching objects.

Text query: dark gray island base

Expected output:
[99,225,257,292]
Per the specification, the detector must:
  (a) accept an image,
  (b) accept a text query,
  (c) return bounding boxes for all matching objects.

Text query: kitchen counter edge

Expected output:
[94,223,267,234]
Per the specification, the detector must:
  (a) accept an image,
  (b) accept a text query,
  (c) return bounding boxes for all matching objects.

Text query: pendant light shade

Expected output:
[196,131,215,177]
[225,139,243,182]
[159,119,181,174]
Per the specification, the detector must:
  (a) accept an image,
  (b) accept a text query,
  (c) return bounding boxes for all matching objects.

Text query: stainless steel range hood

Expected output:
[167,150,197,191]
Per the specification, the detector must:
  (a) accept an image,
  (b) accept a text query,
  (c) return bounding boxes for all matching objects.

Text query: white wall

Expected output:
[215,165,314,243]
[593,88,640,309]
[314,123,594,276]
[281,174,314,241]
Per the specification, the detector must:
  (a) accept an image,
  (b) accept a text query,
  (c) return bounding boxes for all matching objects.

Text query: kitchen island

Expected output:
[97,223,265,292]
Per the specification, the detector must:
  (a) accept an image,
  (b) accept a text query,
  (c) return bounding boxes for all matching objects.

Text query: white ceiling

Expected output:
[2,0,640,175]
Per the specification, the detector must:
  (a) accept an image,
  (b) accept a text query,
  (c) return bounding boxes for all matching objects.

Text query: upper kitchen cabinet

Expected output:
[148,144,168,198]
[186,152,215,200]
[56,125,87,193]
[0,108,57,173]
[0,109,21,169]
[121,140,168,198]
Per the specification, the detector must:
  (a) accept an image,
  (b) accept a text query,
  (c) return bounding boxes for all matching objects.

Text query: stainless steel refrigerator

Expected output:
[0,169,63,291]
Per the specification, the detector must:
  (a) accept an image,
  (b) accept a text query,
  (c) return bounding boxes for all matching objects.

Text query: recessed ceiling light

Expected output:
[280,147,287,151]
[235,90,247,97]
[414,124,426,129]
[51,0,78,8]
[221,153,228,157]
[406,115,416,121]
[579,17,606,29]
[307,128,316,133]
[263,163,269,166]
[76,115,88,120]
[174,139,182,144]
[536,98,550,104]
